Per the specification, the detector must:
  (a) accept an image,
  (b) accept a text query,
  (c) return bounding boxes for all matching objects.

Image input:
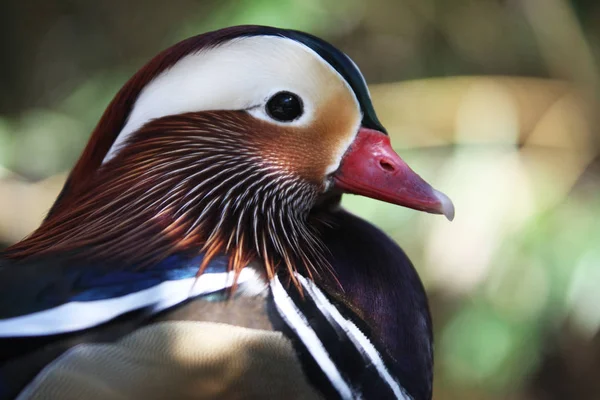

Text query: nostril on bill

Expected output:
[379,159,395,172]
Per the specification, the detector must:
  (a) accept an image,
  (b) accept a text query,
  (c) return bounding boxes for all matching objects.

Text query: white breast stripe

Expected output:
[0,268,261,337]
[270,276,354,400]
[296,274,411,400]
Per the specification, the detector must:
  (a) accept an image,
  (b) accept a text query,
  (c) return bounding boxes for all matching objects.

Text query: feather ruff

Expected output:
[4,111,332,286]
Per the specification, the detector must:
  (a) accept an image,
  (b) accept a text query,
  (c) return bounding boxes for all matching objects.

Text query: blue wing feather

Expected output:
[0,252,234,336]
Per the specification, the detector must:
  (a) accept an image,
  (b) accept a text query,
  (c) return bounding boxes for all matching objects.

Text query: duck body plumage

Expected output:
[0,208,432,400]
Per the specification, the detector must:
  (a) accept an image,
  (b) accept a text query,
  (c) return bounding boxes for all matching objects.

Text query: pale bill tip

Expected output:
[433,189,455,221]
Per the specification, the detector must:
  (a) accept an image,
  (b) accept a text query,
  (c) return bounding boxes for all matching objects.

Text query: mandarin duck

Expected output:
[0,26,454,400]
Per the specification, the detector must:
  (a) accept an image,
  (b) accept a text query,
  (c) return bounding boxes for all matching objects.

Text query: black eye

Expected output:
[266,91,303,122]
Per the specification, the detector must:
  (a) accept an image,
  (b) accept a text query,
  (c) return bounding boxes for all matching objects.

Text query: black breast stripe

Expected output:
[296,275,411,399]
[269,275,354,399]
[269,273,410,400]
[284,277,384,397]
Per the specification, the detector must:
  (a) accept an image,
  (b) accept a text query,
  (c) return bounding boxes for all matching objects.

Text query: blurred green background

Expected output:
[1,0,599,399]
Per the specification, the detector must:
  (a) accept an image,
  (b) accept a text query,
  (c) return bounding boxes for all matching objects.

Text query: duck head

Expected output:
[7,26,454,281]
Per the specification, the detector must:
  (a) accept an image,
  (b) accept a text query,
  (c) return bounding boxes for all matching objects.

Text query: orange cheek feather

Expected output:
[254,87,361,185]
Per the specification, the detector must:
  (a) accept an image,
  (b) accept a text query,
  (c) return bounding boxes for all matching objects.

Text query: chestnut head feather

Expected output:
[5,27,373,281]
[5,26,453,284]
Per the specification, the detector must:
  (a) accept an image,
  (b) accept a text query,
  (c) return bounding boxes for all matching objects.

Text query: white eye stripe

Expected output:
[102,36,360,163]
[102,36,363,166]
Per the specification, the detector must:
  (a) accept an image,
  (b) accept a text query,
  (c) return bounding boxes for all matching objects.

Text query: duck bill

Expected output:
[333,127,455,221]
